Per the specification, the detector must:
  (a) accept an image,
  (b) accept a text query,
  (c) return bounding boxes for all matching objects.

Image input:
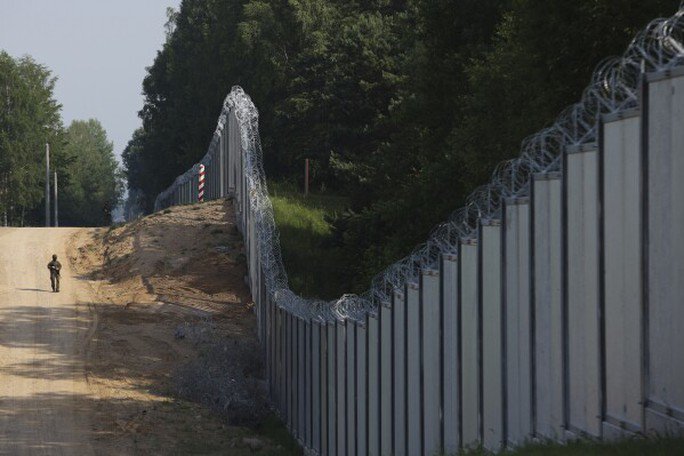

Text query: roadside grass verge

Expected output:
[268,182,352,299]
[455,436,684,455]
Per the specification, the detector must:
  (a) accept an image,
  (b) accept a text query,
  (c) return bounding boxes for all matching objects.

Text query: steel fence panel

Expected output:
[380,303,393,455]
[460,240,480,448]
[337,322,347,456]
[327,323,337,455]
[393,289,407,456]
[406,282,422,455]
[312,322,322,453]
[504,199,533,446]
[532,173,564,440]
[442,255,460,453]
[368,314,380,456]
[602,111,643,435]
[304,320,311,448]
[298,318,307,441]
[422,269,442,456]
[482,222,504,451]
[321,323,329,455]
[347,322,357,456]
[278,308,285,413]
[357,321,368,456]
[565,144,601,438]
[645,71,684,432]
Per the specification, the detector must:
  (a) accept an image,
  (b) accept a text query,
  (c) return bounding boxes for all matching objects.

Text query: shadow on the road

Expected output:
[0,392,236,454]
[0,305,94,381]
[16,288,53,293]
[0,392,100,453]
[0,300,293,454]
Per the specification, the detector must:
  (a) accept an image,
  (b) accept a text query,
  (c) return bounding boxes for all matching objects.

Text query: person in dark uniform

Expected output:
[47,254,61,292]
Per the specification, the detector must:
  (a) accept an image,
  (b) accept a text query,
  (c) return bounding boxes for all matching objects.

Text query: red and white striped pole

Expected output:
[198,164,206,202]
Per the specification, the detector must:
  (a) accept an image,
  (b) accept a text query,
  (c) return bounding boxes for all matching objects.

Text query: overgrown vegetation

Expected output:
[124,0,680,292]
[173,321,269,427]
[172,319,300,454]
[269,182,352,298]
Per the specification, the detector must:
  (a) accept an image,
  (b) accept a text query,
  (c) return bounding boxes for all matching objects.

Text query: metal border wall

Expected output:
[147,8,684,454]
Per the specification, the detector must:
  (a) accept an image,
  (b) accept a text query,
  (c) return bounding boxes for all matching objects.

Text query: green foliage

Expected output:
[125,0,410,211]
[255,414,302,455]
[60,119,123,226]
[331,0,680,287]
[125,0,682,294]
[0,51,65,226]
[269,182,352,298]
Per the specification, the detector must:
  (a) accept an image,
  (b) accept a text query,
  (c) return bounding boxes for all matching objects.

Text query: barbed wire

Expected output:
[153,7,684,324]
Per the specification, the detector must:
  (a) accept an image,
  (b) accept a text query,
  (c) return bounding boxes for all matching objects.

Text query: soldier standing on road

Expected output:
[47,254,61,293]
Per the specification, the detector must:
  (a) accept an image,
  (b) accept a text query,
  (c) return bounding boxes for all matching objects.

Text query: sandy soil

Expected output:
[0,199,293,455]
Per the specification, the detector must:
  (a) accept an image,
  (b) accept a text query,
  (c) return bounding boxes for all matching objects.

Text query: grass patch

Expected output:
[269,182,352,299]
[256,414,302,455]
[454,436,684,455]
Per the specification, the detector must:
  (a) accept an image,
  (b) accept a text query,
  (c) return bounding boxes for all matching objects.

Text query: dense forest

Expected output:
[124,0,680,291]
[0,51,122,227]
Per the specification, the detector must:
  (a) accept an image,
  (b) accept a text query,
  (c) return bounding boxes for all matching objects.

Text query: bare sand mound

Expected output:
[70,199,297,455]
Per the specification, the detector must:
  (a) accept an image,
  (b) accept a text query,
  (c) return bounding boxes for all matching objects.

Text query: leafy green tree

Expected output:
[126,0,411,210]
[0,51,65,226]
[124,0,683,293]
[60,119,123,226]
[331,0,680,289]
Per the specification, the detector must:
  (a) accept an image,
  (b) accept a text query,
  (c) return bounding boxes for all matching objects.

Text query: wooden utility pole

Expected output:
[45,143,50,227]
[53,171,58,228]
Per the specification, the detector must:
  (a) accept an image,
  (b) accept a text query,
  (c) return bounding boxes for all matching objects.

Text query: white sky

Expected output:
[0,0,182,162]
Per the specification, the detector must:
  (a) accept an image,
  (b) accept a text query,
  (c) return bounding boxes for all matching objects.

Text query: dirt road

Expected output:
[0,227,94,455]
[0,203,297,455]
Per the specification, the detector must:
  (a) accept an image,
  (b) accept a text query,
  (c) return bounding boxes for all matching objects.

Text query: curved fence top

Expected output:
[153,7,684,324]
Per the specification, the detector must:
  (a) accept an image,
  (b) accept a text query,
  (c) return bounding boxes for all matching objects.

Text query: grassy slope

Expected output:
[269,182,351,299]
